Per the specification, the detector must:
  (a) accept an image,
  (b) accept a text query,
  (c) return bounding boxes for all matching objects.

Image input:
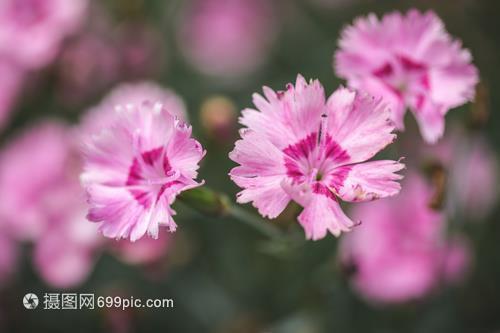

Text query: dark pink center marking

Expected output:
[372,55,429,98]
[283,132,351,199]
[126,147,178,207]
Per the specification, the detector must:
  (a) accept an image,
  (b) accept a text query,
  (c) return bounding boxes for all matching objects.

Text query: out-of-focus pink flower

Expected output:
[335,9,478,143]
[57,33,119,105]
[0,121,72,240]
[179,0,277,78]
[0,120,103,288]
[34,204,103,289]
[111,231,171,265]
[0,0,88,69]
[229,75,404,240]
[80,81,187,137]
[81,101,205,241]
[0,231,18,285]
[422,128,498,220]
[339,173,471,304]
[0,60,24,130]
[30,136,103,289]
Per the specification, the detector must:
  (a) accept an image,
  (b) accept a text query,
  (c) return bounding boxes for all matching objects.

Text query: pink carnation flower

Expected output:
[339,173,471,304]
[178,0,277,78]
[81,101,205,241]
[335,9,478,143]
[0,0,88,69]
[229,75,404,240]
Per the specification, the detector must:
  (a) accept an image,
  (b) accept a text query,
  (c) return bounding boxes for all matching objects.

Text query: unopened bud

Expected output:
[200,96,237,143]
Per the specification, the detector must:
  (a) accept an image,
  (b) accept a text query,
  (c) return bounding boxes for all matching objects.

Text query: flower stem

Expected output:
[178,187,284,240]
[227,204,284,240]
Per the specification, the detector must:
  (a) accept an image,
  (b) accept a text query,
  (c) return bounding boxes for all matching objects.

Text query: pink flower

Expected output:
[34,204,103,289]
[178,0,277,78]
[81,101,205,241]
[80,81,187,137]
[0,0,88,69]
[0,120,103,287]
[31,152,103,288]
[0,121,72,240]
[229,75,404,240]
[0,60,24,130]
[335,9,478,143]
[339,173,471,304]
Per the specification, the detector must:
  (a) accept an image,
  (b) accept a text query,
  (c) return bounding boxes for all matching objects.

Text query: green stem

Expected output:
[178,187,285,240]
[228,204,284,240]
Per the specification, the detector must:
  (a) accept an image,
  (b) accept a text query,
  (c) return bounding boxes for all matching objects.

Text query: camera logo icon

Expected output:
[23,293,39,309]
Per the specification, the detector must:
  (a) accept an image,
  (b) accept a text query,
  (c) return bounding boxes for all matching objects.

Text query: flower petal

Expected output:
[326,88,396,164]
[233,174,290,219]
[298,194,356,240]
[337,160,405,202]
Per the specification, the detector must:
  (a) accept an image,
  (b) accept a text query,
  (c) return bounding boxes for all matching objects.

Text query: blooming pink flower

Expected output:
[178,0,277,78]
[0,121,72,240]
[339,172,471,304]
[80,81,187,137]
[81,101,205,241]
[0,60,24,131]
[229,75,404,240]
[0,0,88,69]
[335,9,478,143]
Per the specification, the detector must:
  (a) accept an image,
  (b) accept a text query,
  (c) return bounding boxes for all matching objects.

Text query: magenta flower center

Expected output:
[373,55,430,103]
[126,147,178,208]
[283,130,351,199]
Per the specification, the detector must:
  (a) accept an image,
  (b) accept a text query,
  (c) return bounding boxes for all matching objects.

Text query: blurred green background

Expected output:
[2,0,500,332]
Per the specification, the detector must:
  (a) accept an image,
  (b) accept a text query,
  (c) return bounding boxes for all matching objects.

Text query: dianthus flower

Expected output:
[81,102,205,241]
[339,172,471,304]
[335,9,478,143]
[230,75,404,240]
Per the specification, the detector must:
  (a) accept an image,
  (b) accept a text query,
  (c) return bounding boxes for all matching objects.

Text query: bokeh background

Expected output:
[1,0,499,332]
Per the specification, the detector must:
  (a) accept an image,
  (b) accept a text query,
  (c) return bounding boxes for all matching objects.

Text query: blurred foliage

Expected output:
[2,0,500,332]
